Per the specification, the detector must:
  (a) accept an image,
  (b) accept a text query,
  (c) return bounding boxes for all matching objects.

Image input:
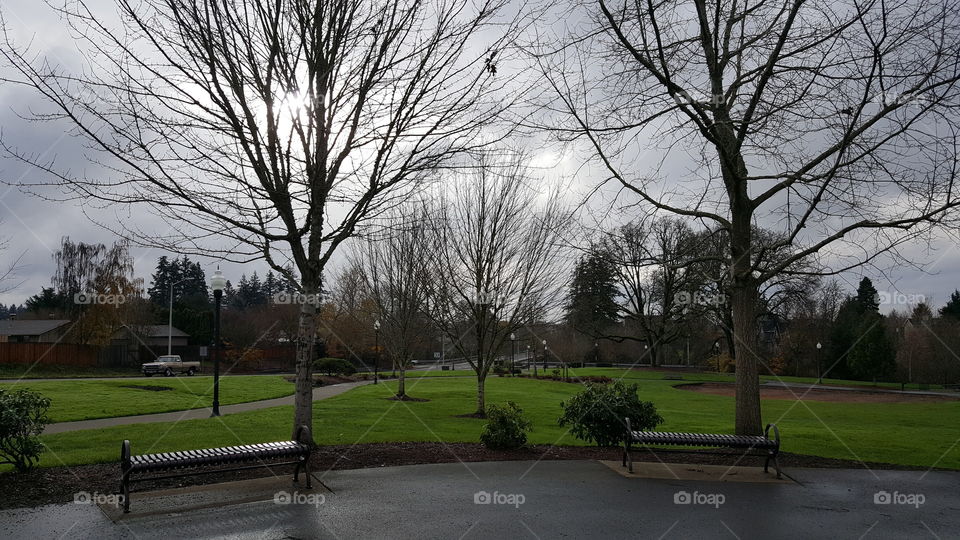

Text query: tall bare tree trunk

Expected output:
[397,368,406,398]
[731,284,761,435]
[476,374,486,415]
[730,205,762,435]
[292,299,316,440]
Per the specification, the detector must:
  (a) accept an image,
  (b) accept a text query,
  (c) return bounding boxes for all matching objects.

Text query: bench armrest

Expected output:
[295,425,313,446]
[764,423,780,449]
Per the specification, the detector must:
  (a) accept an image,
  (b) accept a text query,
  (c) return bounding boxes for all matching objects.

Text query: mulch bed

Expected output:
[0,443,942,510]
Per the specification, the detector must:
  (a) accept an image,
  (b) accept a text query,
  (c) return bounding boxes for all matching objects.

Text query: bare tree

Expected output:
[537,0,960,433]
[1,0,522,436]
[596,217,699,366]
[355,208,433,399]
[0,220,23,295]
[426,155,569,415]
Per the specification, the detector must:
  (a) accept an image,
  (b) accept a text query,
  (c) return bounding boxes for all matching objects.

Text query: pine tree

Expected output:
[147,256,171,304]
[940,290,960,320]
[830,278,896,381]
[855,277,880,314]
[564,253,620,336]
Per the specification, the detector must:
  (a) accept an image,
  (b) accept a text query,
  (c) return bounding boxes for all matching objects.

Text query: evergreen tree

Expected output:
[846,313,897,381]
[147,255,208,308]
[828,298,860,379]
[829,278,896,381]
[940,290,960,320]
[564,253,620,336]
[147,256,171,304]
[911,302,933,323]
[855,277,880,314]
[24,287,68,313]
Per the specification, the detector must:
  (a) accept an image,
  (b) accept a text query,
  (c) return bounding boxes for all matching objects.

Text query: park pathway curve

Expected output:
[42,380,372,434]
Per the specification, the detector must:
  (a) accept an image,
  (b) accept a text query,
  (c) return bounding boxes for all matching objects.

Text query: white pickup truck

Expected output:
[141,355,200,377]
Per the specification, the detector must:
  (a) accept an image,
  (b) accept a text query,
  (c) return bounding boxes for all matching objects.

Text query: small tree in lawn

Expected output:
[0,388,51,472]
[426,154,569,416]
[355,208,433,400]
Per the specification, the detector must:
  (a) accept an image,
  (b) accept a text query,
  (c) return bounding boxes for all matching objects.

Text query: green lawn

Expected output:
[0,376,294,423]
[402,366,944,390]
[16,375,960,473]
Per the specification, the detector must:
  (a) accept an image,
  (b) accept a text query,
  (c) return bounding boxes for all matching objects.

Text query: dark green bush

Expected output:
[313,357,356,376]
[480,401,532,450]
[0,388,51,472]
[558,381,663,447]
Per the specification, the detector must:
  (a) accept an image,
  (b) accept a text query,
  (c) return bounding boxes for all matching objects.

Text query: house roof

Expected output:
[128,325,190,338]
[0,319,71,336]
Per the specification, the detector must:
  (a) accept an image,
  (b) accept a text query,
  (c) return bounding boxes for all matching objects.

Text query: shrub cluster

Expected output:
[558,381,663,447]
[480,401,532,450]
[313,357,357,376]
[0,388,51,472]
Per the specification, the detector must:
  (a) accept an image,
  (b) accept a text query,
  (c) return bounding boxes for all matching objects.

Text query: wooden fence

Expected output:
[0,342,100,367]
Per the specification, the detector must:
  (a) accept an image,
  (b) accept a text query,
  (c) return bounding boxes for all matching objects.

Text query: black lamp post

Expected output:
[510,332,516,375]
[532,344,537,377]
[816,341,823,384]
[373,319,381,384]
[542,339,547,371]
[209,269,227,417]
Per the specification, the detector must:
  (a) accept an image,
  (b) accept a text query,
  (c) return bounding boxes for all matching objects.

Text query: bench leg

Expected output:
[304,457,312,489]
[765,453,782,479]
[121,472,131,513]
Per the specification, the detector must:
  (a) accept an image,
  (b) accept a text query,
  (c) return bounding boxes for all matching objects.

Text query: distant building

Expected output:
[0,319,72,343]
[111,325,190,348]
[108,324,192,366]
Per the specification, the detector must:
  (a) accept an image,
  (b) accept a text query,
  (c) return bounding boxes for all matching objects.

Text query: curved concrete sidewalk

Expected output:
[3,460,959,539]
[43,381,371,434]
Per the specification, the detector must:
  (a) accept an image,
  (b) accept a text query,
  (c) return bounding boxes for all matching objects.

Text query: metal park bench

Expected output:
[623,418,781,478]
[119,425,314,513]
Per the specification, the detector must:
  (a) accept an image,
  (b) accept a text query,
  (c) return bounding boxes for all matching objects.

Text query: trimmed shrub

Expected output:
[480,401,532,450]
[558,381,663,447]
[313,357,356,376]
[0,388,51,472]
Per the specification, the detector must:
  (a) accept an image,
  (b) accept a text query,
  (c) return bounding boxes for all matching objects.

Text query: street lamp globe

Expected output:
[210,269,227,292]
[816,341,822,350]
[374,320,381,331]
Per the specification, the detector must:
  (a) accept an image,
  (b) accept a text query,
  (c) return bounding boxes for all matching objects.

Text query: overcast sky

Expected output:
[1,0,959,314]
